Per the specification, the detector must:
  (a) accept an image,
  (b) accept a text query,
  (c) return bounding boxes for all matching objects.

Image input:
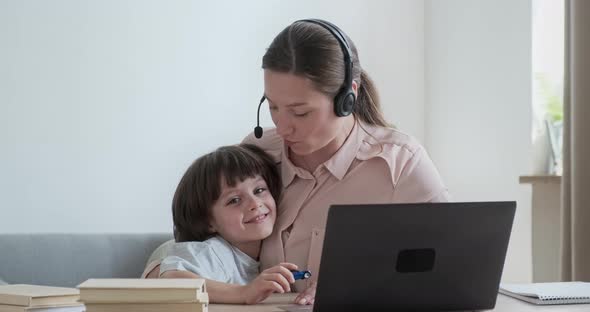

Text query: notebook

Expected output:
[499,282,590,305]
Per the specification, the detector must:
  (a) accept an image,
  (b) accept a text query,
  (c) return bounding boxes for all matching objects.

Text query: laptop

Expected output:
[284,201,516,312]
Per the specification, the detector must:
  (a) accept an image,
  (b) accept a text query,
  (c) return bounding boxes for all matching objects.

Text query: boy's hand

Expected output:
[241,262,298,304]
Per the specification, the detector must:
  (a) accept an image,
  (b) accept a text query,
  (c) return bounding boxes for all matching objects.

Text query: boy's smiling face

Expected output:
[209,175,277,251]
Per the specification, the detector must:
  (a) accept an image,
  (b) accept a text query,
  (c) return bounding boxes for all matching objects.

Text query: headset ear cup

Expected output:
[334,91,355,117]
[343,92,356,116]
[334,94,343,117]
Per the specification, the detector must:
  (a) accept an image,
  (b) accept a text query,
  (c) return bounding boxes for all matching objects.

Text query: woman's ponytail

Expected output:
[354,69,390,128]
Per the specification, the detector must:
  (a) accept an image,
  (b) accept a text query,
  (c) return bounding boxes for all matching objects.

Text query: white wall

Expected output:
[0,0,536,284]
[425,0,533,282]
[0,0,425,233]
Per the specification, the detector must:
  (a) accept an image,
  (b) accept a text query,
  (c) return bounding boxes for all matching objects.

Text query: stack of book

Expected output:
[78,279,208,312]
[0,284,84,312]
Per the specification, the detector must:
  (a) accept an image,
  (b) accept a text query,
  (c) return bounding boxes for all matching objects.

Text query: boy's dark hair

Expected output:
[172,144,281,242]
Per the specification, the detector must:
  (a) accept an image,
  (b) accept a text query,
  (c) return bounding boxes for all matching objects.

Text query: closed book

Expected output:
[78,279,207,303]
[0,304,84,312]
[85,302,207,312]
[0,285,80,307]
[500,282,590,305]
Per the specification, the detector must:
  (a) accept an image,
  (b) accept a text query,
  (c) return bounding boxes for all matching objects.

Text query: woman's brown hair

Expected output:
[262,20,390,128]
[172,144,281,242]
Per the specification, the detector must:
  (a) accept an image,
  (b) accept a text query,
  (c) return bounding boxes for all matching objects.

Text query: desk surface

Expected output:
[209,293,590,312]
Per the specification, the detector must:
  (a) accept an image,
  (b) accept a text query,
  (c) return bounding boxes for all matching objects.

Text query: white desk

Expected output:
[209,293,589,312]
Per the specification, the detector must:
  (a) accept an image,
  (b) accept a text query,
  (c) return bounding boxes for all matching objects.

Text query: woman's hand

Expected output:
[241,262,298,304]
[294,281,316,305]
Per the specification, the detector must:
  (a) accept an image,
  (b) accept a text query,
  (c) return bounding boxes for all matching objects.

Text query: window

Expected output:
[532,0,564,175]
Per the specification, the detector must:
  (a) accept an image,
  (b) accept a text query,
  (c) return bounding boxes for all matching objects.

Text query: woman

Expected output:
[144,19,449,305]
[246,18,449,305]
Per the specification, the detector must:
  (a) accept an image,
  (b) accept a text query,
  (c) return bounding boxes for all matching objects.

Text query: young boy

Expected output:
[143,144,299,304]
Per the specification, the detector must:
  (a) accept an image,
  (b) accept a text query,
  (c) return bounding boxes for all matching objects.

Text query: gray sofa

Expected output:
[0,234,172,287]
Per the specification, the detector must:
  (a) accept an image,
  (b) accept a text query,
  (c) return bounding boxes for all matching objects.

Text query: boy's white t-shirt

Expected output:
[156,236,260,285]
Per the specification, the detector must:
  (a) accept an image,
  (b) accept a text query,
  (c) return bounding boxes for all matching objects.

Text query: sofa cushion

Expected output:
[0,233,172,287]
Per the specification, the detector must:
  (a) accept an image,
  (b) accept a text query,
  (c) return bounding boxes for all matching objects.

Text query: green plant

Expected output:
[535,72,564,122]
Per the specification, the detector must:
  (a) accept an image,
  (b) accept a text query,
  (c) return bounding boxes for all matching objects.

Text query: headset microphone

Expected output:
[254,95,266,139]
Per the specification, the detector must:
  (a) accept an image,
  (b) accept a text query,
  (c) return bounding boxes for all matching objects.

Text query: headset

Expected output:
[254,19,355,139]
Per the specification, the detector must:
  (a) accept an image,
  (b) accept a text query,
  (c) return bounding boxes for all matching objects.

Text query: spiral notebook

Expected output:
[500,282,590,305]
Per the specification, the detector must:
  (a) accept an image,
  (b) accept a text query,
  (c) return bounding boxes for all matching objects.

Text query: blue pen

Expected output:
[291,270,312,280]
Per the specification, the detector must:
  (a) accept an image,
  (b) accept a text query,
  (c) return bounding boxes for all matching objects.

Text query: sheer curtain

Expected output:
[560,0,590,282]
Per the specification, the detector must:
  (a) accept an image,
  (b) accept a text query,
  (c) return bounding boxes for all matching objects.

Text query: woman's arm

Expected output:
[144,264,160,279]
[393,146,450,202]
[141,239,175,278]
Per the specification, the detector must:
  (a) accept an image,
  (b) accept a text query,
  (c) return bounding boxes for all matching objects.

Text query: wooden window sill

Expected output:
[519,175,562,184]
